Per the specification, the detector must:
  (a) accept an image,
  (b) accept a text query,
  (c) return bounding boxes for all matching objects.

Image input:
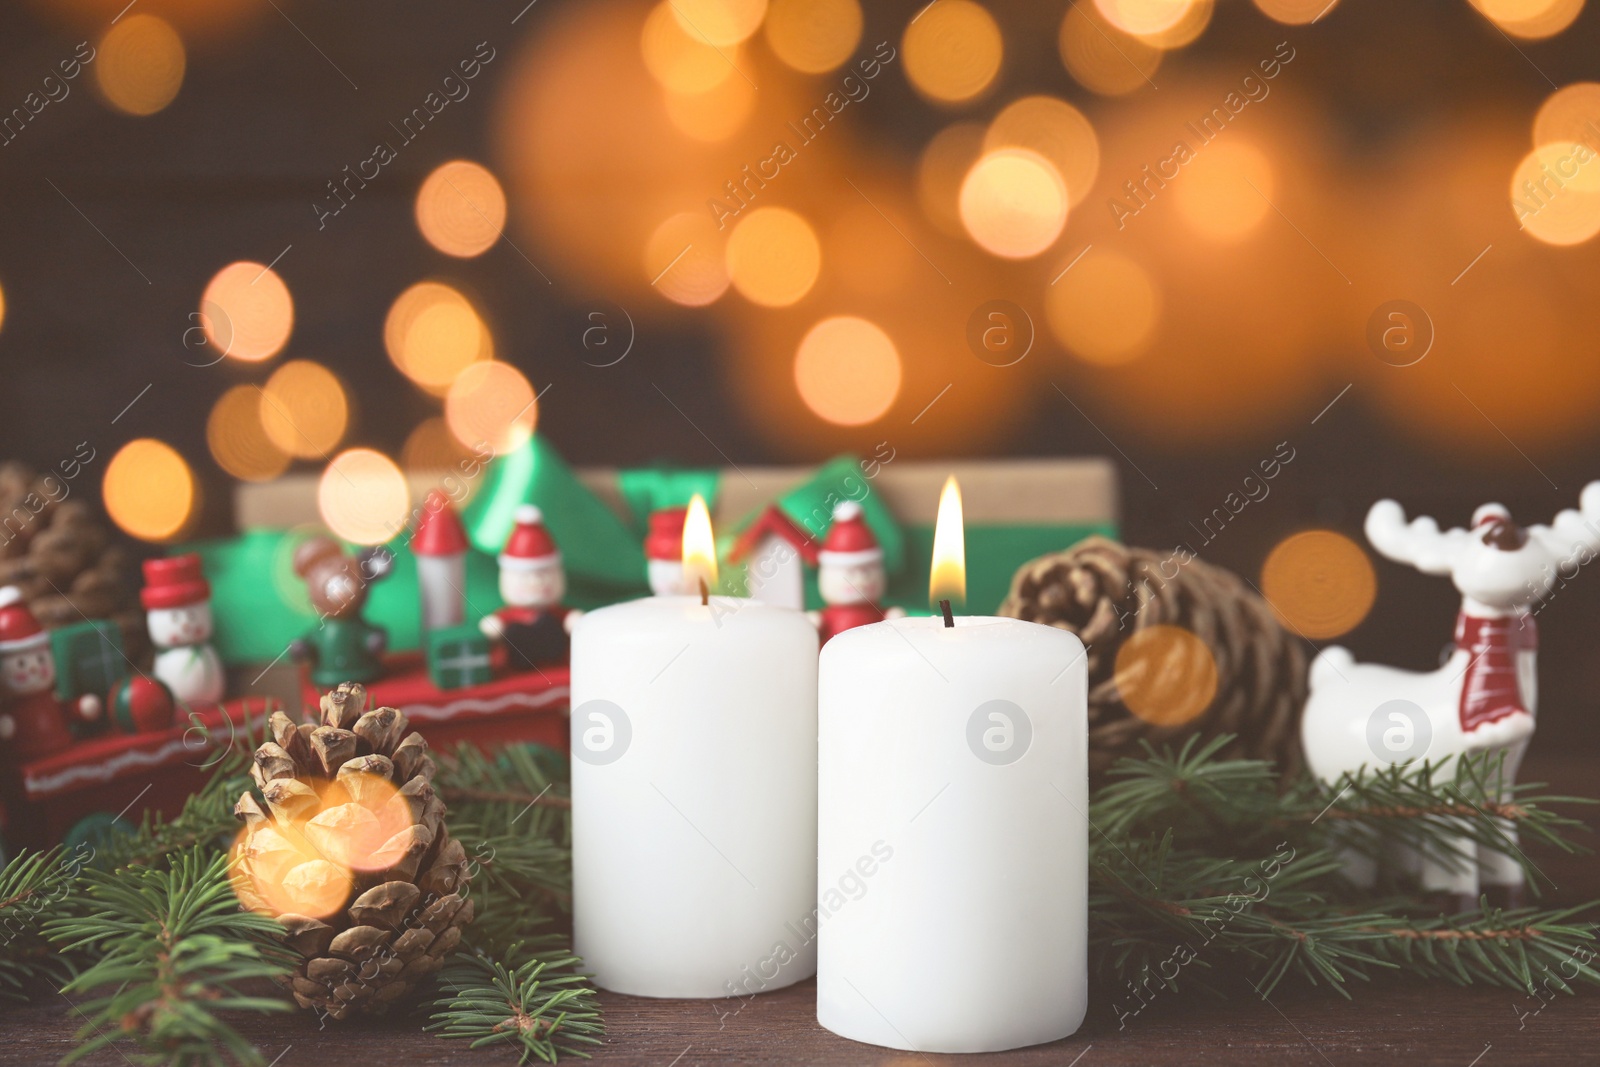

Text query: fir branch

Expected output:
[428,944,604,1064]
[0,847,87,998]
[43,850,292,1067]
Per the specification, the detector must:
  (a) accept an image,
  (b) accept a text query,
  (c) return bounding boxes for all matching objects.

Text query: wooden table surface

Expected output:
[2,751,1594,1067]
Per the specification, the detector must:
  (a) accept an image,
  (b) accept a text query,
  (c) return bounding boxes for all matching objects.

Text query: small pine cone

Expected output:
[999,536,1307,779]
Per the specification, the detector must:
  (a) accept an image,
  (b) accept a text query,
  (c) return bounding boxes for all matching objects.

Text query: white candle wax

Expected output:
[817,615,1088,1053]
[571,595,819,998]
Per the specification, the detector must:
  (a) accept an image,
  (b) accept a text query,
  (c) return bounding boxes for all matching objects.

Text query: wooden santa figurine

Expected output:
[480,505,577,667]
[809,501,904,644]
[645,506,688,596]
[0,585,93,760]
[413,490,468,637]
[143,554,226,707]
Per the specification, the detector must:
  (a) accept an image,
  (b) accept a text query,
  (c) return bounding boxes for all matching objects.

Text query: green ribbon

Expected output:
[616,467,721,538]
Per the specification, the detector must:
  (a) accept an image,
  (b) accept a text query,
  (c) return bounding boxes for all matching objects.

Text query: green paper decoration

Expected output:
[768,455,905,574]
[427,623,494,690]
[616,467,721,537]
[50,619,128,703]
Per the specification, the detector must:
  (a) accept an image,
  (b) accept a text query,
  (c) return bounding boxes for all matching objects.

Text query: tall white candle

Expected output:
[571,592,819,998]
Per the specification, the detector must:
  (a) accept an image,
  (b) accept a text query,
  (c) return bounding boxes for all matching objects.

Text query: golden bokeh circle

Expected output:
[726,207,821,307]
[384,282,493,394]
[317,449,409,546]
[1093,0,1195,37]
[446,361,538,453]
[1510,143,1600,245]
[984,95,1100,208]
[644,212,730,306]
[0,282,6,335]
[1468,0,1584,39]
[1253,0,1339,24]
[260,360,349,460]
[1172,138,1275,242]
[641,0,738,93]
[401,416,478,473]
[1059,3,1161,96]
[1533,82,1600,151]
[104,438,195,542]
[665,76,757,142]
[670,0,768,47]
[959,149,1069,259]
[207,384,291,482]
[96,14,186,116]
[200,261,293,362]
[1261,530,1377,640]
[793,316,901,425]
[1114,624,1219,728]
[415,160,507,258]
[764,0,861,73]
[917,122,987,235]
[903,0,1003,104]
[1045,250,1160,365]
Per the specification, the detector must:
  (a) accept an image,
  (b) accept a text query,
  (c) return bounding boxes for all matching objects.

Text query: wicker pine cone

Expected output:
[999,536,1306,778]
[231,682,472,1020]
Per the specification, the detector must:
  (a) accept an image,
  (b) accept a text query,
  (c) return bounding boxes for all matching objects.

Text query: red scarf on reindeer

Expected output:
[1454,611,1536,732]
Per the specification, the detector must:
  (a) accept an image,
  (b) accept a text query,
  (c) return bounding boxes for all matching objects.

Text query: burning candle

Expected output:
[816,477,1089,1053]
[571,494,819,997]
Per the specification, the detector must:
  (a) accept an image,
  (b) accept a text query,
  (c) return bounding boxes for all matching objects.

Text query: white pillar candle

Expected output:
[571,593,819,997]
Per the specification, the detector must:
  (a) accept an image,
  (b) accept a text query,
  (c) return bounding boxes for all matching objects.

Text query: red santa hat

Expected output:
[141,554,212,611]
[0,586,47,652]
[414,490,468,557]
[819,500,882,568]
[646,507,688,563]
[500,505,561,570]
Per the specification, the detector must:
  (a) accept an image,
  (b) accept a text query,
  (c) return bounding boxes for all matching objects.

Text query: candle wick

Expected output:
[939,599,954,628]
[699,578,710,606]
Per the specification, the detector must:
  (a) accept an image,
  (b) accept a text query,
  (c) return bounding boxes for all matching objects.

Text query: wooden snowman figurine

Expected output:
[143,554,226,707]
[645,507,688,596]
[809,501,904,645]
[480,505,578,667]
[0,585,88,760]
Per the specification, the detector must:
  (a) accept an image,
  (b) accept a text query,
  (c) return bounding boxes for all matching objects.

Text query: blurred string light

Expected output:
[1172,138,1275,241]
[1093,0,1195,37]
[917,122,986,235]
[1129,0,1212,47]
[984,95,1099,208]
[764,0,861,73]
[207,384,290,482]
[665,75,756,142]
[726,206,821,306]
[0,282,6,335]
[641,0,740,91]
[96,13,185,116]
[104,438,195,542]
[1113,624,1218,727]
[402,415,477,472]
[793,316,901,425]
[959,148,1069,258]
[670,0,767,47]
[1059,3,1161,96]
[318,448,409,546]
[645,212,729,305]
[260,360,348,459]
[1533,82,1600,150]
[415,161,506,258]
[446,361,538,453]
[902,0,1003,104]
[1510,142,1600,244]
[1468,0,1584,39]
[1261,530,1376,639]
[201,261,293,362]
[384,282,492,394]
[1253,0,1341,24]
[1045,249,1161,365]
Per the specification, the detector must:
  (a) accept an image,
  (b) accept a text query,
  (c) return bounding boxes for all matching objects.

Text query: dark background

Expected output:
[0,0,1596,749]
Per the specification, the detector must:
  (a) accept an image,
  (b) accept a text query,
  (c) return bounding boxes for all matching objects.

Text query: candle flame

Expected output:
[929,475,966,609]
[682,492,719,593]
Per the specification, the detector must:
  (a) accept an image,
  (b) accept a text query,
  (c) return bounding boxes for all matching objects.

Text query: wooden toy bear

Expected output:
[289,537,391,688]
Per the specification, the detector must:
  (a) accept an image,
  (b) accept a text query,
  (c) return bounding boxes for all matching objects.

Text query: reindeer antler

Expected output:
[1364,498,1471,575]
[1527,480,1600,562]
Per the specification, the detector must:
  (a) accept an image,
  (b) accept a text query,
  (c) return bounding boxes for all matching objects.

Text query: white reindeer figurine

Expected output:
[1301,482,1600,901]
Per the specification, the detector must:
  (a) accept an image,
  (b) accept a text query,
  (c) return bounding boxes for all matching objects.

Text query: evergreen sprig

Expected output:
[43,849,292,1067]
[0,847,87,998]
[427,942,604,1064]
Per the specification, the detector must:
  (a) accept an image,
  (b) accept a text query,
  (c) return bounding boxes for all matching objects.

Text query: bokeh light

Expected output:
[415,160,507,258]
[1045,250,1161,365]
[201,261,293,362]
[645,212,730,306]
[1510,142,1600,244]
[318,448,409,546]
[96,14,185,116]
[1253,0,1339,24]
[230,826,353,922]
[402,416,477,472]
[1059,3,1161,96]
[764,0,861,73]
[0,282,6,335]
[726,207,821,306]
[670,0,767,47]
[984,95,1100,208]
[446,361,538,453]
[902,0,1003,104]
[104,438,195,542]
[641,0,739,93]
[1468,0,1584,39]
[959,149,1069,259]
[1261,530,1377,639]
[1533,82,1600,151]
[207,384,291,482]
[384,282,493,394]
[793,316,901,425]
[1172,138,1275,242]
[1130,0,1211,47]
[918,122,986,236]
[260,360,348,460]
[1094,0,1195,36]
[665,75,757,141]
[1114,625,1218,727]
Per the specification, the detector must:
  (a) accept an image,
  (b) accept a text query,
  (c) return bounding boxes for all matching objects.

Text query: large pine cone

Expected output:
[232,682,472,1020]
[1000,536,1306,778]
